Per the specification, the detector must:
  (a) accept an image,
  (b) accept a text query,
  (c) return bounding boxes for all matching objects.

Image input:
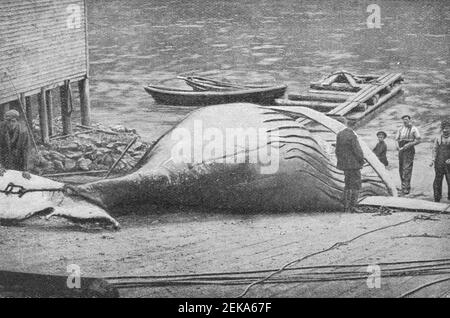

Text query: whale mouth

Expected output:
[0,208,54,226]
[0,171,120,230]
[45,211,121,230]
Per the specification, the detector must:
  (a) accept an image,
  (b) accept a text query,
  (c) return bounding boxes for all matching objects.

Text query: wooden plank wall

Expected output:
[0,0,88,104]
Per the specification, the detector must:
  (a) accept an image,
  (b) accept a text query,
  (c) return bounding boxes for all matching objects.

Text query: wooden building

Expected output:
[0,0,91,145]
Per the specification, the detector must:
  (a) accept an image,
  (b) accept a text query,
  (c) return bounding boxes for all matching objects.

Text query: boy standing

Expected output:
[373,131,388,167]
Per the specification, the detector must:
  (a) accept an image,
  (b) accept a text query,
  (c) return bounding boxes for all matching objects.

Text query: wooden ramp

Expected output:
[328,73,403,117]
[360,196,450,213]
[275,71,403,123]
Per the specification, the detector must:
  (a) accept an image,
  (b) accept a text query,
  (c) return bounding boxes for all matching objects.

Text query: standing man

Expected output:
[396,115,421,195]
[430,119,450,202]
[335,117,365,213]
[0,109,31,179]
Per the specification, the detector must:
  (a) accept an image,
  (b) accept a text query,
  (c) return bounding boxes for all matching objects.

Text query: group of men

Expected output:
[336,115,450,213]
[0,109,449,212]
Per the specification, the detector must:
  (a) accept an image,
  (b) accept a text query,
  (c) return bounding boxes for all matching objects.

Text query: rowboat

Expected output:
[177,75,273,92]
[143,84,287,106]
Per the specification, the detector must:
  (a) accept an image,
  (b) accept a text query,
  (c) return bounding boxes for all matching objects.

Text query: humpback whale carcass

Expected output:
[0,103,396,228]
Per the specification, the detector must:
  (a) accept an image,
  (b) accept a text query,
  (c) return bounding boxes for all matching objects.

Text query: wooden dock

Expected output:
[275,71,404,123]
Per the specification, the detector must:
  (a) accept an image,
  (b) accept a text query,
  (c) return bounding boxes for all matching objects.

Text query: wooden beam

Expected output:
[288,93,348,103]
[45,90,54,136]
[19,93,26,119]
[0,75,87,105]
[308,89,355,97]
[13,94,38,152]
[78,78,91,126]
[359,196,450,213]
[60,80,72,135]
[0,103,10,121]
[25,96,33,128]
[274,100,366,113]
[38,88,49,144]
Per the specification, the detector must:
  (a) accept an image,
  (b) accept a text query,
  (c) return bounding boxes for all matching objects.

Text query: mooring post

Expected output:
[59,80,72,135]
[45,90,53,136]
[38,88,49,144]
[78,77,91,126]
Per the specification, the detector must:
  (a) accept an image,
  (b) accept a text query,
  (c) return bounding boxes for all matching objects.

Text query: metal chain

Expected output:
[0,182,65,198]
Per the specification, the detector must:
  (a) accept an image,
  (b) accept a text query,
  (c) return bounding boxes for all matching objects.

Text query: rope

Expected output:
[103,258,450,281]
[399,277,450,298]
[236,215,425,298]
[111,268,450,290]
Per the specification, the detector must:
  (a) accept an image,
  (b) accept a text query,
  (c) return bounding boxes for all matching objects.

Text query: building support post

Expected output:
[0,103,10,121]
[45,90,53,136]
[60,80,72,135]
[78,78,91,126]
[38,88,49,144]
[25,96,33,128]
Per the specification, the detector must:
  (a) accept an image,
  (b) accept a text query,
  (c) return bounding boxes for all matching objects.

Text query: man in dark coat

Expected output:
[0,109,31,179]
[430,119,450,202]
[335,117,365,213]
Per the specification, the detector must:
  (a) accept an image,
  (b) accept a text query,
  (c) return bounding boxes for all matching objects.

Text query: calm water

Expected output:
[86,0,449,195]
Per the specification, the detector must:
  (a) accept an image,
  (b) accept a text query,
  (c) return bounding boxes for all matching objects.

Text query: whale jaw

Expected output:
[0,170,120,230]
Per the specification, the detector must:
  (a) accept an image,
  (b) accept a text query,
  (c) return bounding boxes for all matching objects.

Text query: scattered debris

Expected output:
[30,118,152,176]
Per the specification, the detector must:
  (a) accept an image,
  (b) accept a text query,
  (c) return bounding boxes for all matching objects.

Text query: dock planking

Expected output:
[278,72,403,124]
[327,73,403,116]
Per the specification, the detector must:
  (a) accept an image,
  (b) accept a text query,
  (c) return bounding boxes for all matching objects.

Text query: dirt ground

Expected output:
[1,203,449,298]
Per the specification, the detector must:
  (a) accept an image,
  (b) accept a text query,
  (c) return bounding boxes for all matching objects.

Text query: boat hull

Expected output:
[144,84,287,106]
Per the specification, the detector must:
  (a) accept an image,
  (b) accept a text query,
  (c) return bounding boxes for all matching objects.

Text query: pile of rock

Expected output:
[31,119,151,176]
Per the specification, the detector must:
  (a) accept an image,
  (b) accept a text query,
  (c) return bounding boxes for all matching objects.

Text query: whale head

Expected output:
[0,170,120,230]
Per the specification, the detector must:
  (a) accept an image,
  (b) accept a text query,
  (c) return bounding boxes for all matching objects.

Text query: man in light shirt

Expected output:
[395,115,421,195]
[430,119,450,202]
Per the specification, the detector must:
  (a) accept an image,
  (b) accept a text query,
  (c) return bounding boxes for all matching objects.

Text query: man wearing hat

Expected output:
[395,115,421,194]
[335,116,365,213]
[0,109,31,179]
[430,119,450,202]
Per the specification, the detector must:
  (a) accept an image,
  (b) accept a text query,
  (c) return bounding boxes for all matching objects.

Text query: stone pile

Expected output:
[30,119,151,175]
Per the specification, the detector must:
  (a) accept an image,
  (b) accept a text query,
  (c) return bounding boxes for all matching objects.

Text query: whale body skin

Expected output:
[75,103,390,212]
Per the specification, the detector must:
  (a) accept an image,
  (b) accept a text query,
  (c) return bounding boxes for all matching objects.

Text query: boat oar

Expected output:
[103,136,138,179]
